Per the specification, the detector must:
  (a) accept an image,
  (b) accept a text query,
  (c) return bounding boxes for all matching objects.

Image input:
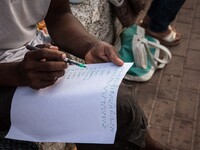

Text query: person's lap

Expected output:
[0,83,147,150]
[76,83,147,150]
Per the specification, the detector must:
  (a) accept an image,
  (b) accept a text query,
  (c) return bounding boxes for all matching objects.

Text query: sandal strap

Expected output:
[163,30,177,42]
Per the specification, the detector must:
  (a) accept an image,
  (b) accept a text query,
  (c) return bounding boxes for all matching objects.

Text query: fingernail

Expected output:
[49,45,59,50]
[62,53,66,59]
[117,58,124,65]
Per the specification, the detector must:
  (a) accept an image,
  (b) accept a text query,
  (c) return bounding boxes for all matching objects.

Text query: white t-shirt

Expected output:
[0,0,51,62]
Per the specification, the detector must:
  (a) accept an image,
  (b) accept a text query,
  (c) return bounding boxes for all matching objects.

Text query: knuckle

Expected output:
[56,71,65,78]
[39,50,48,57]
[24,51,32,58]
[60,70,65,76]
[62,62,68,69]
[28,79,36,86]
[25,72,34,79]
[45,62,53,70]
[47,72,56,79]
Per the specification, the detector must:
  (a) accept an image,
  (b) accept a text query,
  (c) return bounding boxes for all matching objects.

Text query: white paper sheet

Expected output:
[6,62,133,144]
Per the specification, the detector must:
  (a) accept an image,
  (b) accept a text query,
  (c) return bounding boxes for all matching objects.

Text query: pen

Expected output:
[63,58,86,68]
[26,45,86,68]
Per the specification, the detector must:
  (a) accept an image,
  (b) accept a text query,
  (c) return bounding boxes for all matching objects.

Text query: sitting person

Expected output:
[0,0,169,150]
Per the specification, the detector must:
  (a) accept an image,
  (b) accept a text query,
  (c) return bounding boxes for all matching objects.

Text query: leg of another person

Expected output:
[76,83,170,150]
[109,0,145,27]
[76,83,147,150]
[147,0,185,32]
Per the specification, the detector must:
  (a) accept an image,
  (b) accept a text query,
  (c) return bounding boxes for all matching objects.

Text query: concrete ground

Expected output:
[123,0,200,149]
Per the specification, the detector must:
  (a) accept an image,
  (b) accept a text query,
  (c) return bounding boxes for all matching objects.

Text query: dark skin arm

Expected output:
[45,0,96,59]
[45,0,124,65]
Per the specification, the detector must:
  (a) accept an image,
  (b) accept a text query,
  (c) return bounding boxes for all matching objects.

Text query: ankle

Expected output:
[140,15,151,28]
[147,27,171,37]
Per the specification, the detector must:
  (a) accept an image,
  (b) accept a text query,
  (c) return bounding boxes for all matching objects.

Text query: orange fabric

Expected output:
[37,20,48,34]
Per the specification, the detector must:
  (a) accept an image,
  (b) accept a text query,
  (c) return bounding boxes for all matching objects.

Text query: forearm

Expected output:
[45,11,98,59]
[0,63,22,87]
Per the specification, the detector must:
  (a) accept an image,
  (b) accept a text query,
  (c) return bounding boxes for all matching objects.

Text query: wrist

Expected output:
[0,62,24,86]
[83,40,98,58]
[16,62,26,86]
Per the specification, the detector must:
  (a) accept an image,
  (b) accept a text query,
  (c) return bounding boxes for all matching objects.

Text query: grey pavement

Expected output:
[123,0,200,149]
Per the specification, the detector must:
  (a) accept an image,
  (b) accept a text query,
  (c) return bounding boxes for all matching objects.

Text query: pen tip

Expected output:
[81,65,87,68]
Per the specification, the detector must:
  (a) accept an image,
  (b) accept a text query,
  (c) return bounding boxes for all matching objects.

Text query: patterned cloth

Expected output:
[70,0,114,44]
[0,139,38,150]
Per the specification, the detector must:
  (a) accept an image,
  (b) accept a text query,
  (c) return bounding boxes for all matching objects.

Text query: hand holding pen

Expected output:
[26,45,86,68]
[17,44,69,89]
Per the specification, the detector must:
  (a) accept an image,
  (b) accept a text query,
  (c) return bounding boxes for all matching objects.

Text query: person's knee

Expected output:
[116,83,146,129]
[116,84,147,144]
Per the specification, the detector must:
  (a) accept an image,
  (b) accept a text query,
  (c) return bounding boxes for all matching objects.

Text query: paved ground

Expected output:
[123,0,200,149]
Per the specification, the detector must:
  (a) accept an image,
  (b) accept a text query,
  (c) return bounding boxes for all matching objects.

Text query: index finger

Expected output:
[28,49,66,61]
[36,44,59,51]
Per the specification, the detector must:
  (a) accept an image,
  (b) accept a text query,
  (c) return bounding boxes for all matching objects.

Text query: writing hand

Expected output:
[84,41,124,66]
[17,48,68,89]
